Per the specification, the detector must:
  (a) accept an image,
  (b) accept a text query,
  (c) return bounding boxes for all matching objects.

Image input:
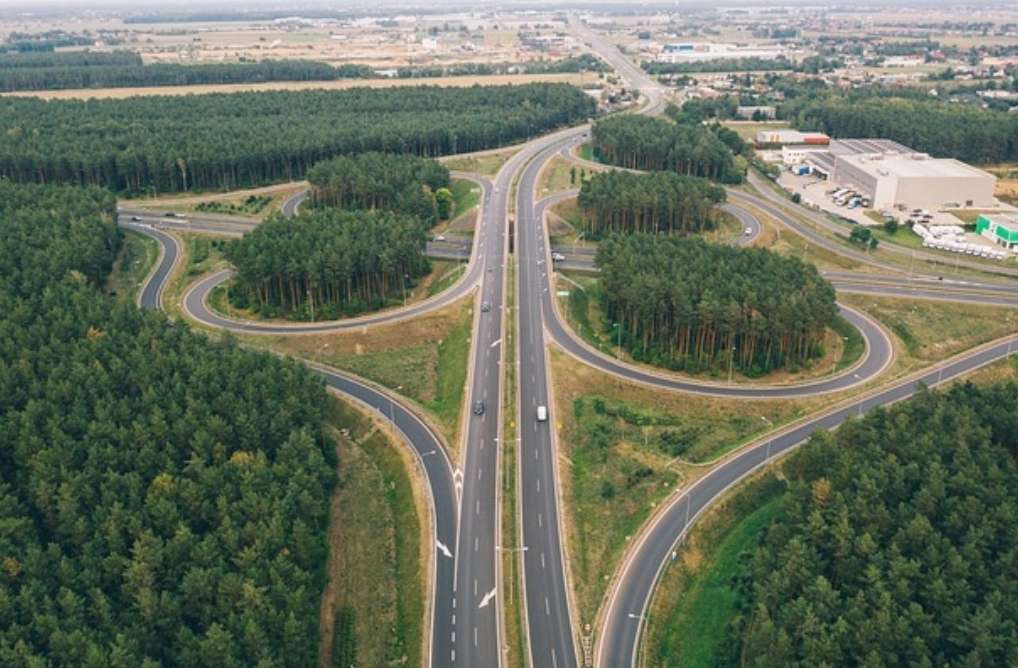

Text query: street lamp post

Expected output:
[728,345,736,384]
[613,322,622,359]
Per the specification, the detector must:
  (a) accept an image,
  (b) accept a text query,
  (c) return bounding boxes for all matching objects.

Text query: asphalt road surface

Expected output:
[575,27,1018,668]
[123,217,460,668]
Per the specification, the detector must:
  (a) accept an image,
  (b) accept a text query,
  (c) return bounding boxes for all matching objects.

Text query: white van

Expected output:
[536,405,548,422]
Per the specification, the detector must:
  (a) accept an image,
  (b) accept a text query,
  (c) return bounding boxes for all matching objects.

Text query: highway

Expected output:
[124,212,462,668]
[572,26,1018,668]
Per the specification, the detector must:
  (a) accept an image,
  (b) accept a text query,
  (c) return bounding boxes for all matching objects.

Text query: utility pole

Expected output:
[728,345,736,383]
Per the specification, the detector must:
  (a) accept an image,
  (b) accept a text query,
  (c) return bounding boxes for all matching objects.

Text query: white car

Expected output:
[551,252,566,262]
[744,227,753,236]
[536,405,548,422]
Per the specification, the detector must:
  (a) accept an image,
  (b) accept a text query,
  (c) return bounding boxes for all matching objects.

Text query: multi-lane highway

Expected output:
[119,23,1018,668]
[125,216,461,667]
[571,25,1018,668]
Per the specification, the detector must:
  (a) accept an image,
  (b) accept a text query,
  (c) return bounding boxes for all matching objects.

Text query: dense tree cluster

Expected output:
[0,82,596,194]
[0,51,604,92]
[596,235,836,374]
[590,115,743,183]
[643,57,794,74]
[0,59,372,92]
[0,50,142,69]
[394,53,607,78]
[0,183,335,665]
[308,152,449,227]
[790,96,1018,164]
[0,181,119,297]
[734,384,1018,666]
[226,209,430,319]
[576,170,726,238]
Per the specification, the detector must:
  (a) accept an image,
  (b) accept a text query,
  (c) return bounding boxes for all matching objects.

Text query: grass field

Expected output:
[107,229,159,302]
[721,120,790,141]
[842,294,1018,366]
[548,347,832,625]
[319,397,424,668]
[123,181,308,220]
[644,474,785,668]
[449,177,481,220]
[242,298,473,455]
[539,156,583,196]
[7,72,596,101]
[442,147,520,176]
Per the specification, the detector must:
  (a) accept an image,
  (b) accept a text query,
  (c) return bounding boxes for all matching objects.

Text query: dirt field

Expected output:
[3,72,598,101]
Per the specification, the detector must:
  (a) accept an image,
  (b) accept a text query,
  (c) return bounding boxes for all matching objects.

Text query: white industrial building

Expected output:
[803,139,996,210]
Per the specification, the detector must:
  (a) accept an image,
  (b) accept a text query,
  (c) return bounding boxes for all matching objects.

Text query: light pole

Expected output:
[728,345,736,384]
[760,415,773,462]
[613,322,622,359]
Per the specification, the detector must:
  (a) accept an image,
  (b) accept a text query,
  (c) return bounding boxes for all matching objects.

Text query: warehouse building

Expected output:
[977,213,1018,250]
[755,129,830,146]
[802,139,996,210]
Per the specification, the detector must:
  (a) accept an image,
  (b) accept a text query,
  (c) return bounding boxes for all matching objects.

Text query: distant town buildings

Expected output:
[657,42,785,63]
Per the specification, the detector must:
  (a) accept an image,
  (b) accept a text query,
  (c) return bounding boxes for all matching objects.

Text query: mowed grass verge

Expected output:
[320,397,424,668]
[645,474,785,668]
[107,228,160,302]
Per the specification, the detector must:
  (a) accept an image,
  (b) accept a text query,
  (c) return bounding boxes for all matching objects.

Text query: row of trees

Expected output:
[734,384,1018,666]
[0,59,375,92]
[643,57,794,75]
[0,51,604,92]
[307,152,450,228]
[226,209,431,319]
[0,182,335,665]
[0,49,142,69]
[576,170,726,237]
[596,235,837,375]
[0,83,596,193]
[788,96,1018,164]
[590,115,744,183]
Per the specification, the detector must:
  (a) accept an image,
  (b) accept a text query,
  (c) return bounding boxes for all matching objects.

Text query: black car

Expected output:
[481,302,491,312]
[473,400,485,416]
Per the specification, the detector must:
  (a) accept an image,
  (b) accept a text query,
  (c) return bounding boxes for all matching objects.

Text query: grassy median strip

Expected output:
[443,146,521,176]
[107,228,159,302]
[501,257,528,668]
[320,397,423,668]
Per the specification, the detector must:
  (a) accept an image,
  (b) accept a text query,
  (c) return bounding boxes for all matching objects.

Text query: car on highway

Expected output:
[745,227,753,236]
[130,216,142,222]
[473,400,485,416]
[481,301,491,312]
[163,212,181,217]
[435,234,446,241]
[551,252,566,262]
[536,405,548,421]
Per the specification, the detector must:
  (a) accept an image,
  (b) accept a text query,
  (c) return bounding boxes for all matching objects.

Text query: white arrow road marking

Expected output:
[490,338,502,348]
[454,469,463,497]
[437,541,453,559]
[478,587,497,609]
